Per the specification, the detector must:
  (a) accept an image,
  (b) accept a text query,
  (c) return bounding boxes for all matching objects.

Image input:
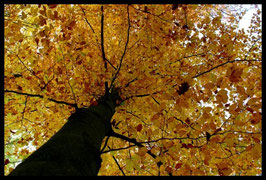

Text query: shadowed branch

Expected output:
[109,5,131,91]
[4,89,77,108]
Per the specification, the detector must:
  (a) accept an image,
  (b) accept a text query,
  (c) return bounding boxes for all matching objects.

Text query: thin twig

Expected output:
[170,52,206,64]
[244,38,260,60]
[192,59,261,79]
[80,5,116,71]
[110,151,126,176]
[100,136,110,153]
[16,55,44,85]
[130,5,172,24]
[109,5,130,91]
[80,6,95,33]
[102,144,137,154]
[59,46,78,107]
[20,96,29,128]
[124,77,138,88]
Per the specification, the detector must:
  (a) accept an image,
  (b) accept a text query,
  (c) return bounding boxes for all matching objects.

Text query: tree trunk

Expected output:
[9,89,120,176]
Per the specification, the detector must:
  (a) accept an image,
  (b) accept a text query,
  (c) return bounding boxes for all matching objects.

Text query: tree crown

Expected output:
[4,4,262,175]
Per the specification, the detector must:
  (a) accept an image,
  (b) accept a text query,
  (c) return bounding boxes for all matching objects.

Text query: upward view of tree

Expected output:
[4,4,261,176]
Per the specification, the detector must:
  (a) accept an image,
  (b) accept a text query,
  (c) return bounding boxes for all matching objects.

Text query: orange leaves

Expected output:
[162,140,174,149]
[137,146,148,156]
[175,163,182,169]
[84,82,91,92]
[216,89,228,103]
[217,162,233,176]
[202,106,212,119]
[38,15,47,26]
[250,112,261,125]
[210,135,222,143]
[136,124,142,132]
[226,65,243,83]
[204,154,211,165]
[150,113,162,128]
[35,37,39,45]
[48,4,58,9]
[223,133,236,147]
[159,102,166,110]
[204,82,215,89]
[4,4,262,176]
[236,85,246,95]
[67,20,76,29]
[175,96,190,112]
[209,121,216,131]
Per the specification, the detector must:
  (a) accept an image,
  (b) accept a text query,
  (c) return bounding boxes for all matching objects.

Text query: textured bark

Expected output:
[9,89,120,176]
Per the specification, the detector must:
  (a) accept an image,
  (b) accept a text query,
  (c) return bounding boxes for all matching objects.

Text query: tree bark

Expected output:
[9,89,120,176]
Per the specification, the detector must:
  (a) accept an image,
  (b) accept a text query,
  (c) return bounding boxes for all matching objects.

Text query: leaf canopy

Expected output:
[4,4,261,176]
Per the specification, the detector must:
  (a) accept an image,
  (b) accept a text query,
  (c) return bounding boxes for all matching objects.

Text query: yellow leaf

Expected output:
[217,89,228,102]
[137,146,148,156]
[202,112,210,119]
[223,134,235,146]
[204,82,215,89]
[162,140,174,149]
[219,167,232,176]
[151,147,160,156]
[155,156,164,163]
[236,85,245,95]
[204,155,211,165]
[168,120,176,130]
[210,135,222,143]
[125,158,134,171]
[159,101,166,110]
[177,129,187,137]
[209,121,216,130]
[151,113,162,128]
[203,107,212,113]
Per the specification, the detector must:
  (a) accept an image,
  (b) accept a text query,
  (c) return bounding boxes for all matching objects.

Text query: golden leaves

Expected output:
[226,65,243,83]
[216,89,228,103]
[204,82,215,89]
[217,162,233,176]
[137,146,148,156]
[4,4,262,176]
[150,113,163,128]
[250,112,261,125]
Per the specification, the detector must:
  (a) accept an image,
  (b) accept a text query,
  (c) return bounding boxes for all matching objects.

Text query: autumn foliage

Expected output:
[4,4,261,176]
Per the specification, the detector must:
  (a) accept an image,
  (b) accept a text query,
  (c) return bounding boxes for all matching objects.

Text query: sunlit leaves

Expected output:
[5,4,262,176]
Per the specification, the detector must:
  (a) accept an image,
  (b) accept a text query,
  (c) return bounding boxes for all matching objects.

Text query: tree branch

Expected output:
[80,6,95,33]
[244,38,261,60]
[16,55,44,86]
[110,131,157,158]
[4,89,77,108]
[124,77,138,88]
[101,144,137,154]
[20,96,29,128]
[101,6,108,72]
[170,52,206,64]
[122,91,160,103]
[130,5,172,24]
[60,46,78,107]
[110,152,126,176]
[80,5,116,71]
[100,135,110,153]
[192,59,261,79]
[109,5,130,91]
[109,131,162,168]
